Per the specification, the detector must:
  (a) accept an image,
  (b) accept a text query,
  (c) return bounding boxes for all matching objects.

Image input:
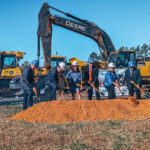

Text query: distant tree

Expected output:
[89,43,150,62]
[119,46,125,50]
[135,43,150,60]
[119,46,129,50]
[89,52,100,61]
[130,47,136,50]
[135,45,141,59]
[141,43,149,60]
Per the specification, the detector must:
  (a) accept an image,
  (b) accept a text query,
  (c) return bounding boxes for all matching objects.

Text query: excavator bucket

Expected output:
[37,3,52,68]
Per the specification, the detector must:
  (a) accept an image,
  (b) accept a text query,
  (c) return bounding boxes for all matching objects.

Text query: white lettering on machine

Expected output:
[66,21,86,31]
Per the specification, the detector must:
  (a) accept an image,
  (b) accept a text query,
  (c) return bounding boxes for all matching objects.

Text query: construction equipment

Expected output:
[131,81,150,98]
[0,51,25,77]
[37,3,150,97]
[37,2,116,69]
[51,55,67,68]
[69,57,105,71]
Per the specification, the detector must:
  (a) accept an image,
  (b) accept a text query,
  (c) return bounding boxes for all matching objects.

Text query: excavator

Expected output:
[37,2,117,95]
[1,2,149,104]
[37,2,116,68]
[37,2,150,97]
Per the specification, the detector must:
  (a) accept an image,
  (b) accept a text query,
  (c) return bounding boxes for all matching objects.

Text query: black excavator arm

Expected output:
[37,2,116,68]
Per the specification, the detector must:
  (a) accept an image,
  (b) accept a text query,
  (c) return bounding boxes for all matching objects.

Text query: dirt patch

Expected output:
[1,105,150,149]
[11,99,150,124]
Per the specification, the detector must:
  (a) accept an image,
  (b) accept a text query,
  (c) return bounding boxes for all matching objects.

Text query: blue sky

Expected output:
[0,0,150,66]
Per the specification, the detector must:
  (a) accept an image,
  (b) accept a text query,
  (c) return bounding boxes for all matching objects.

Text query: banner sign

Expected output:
[0,76,50,105]
[98,68,129,96]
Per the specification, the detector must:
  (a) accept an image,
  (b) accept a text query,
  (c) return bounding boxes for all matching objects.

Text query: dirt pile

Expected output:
[11,99,150,124]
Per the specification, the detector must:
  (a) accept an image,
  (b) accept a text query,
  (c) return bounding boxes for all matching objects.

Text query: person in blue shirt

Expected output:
[104,63,118,99]
[66,61,82,100]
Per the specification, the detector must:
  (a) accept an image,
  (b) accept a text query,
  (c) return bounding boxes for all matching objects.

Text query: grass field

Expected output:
[0,104,150,150]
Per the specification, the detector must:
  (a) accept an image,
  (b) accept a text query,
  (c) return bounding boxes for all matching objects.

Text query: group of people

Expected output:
[20,58,141,110]
[104,61,141,99]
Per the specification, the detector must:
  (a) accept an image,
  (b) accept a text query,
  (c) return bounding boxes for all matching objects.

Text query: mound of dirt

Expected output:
[11,99,150,124]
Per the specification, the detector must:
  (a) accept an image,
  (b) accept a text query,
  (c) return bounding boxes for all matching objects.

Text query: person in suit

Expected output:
[83,58,100,100]
[46,62,66,100]
[125,61,141,99]
[104,63,118,99]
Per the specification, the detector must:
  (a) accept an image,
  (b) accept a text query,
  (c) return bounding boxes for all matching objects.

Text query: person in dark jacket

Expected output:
[46,62,66,100]
[104,63,118,99]
[83,58,100,100]
[20,60,39,110]
[125,61,141,99]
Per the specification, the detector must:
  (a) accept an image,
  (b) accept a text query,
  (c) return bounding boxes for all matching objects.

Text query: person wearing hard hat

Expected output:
[83,58,100,100]
[66,61,82,100]
[104,62,118,99]
[46,62,66,100]
[20,60,39,110]
[125,61,141,99]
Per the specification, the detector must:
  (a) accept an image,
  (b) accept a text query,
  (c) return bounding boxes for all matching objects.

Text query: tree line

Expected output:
[89,43,150,61]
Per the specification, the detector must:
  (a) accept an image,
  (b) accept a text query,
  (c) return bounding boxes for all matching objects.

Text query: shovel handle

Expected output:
[131,82,144,93]
[88,81,104,96]
[88,81,99,92]
[115,84,124,95]
[76,84,83,88]
[33,88,37,96]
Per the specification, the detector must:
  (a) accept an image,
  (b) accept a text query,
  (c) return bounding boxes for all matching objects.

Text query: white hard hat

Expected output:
[108,63,115,68]
[59,62,66,70]
[72,61,78,66]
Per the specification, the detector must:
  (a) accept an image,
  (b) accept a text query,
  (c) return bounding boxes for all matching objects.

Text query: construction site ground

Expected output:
[1,94,150,149]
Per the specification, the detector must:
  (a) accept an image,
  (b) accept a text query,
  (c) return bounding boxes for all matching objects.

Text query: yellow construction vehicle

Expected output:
[108,49,150,77]
[69,57,88,71]
[0,51,25,77]
[51,55,67,68]
[34,55,67,76]
[69,57,105,70]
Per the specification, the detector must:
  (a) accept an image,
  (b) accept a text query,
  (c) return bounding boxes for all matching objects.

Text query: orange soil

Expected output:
[11,99,150,124]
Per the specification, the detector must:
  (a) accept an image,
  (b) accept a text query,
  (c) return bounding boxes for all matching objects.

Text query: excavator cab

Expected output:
[0,51,25,77]
[51,56,67,68]
[109,50,136,68]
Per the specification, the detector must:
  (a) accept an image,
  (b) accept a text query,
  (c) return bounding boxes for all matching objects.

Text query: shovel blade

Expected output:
[40,89,45,94]
[100,92,104,96]
[145,94,150,98]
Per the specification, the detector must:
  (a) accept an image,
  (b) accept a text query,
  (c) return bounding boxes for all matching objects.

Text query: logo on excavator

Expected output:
[66,21,86,32]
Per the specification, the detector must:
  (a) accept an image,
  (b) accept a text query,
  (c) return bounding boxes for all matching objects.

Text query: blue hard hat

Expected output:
[32,60,39,68]
[128,61,135,67]
[88,58,94,64]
